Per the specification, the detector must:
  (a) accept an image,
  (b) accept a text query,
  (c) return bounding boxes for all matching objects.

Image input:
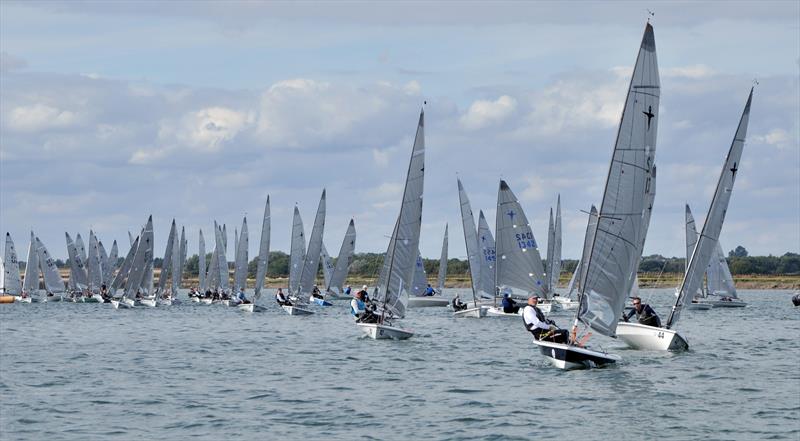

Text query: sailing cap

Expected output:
[362,285,368,290]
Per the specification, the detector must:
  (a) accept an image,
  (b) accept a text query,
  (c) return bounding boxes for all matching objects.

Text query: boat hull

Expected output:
[485,306,531,317]
[615,322,689,351]
[140,298,157,308]
[199,298,213,305]
[357,323,413,340]
[14,296,32,303]
[0,295,15,304]
[282,305,313,316]
[533,340,621,370]
[309,297,333,306]
[686,302,712,310]
[453,306,486,318]
[697,298,747,308]
[238,303,255,312]
[407,296,450,308]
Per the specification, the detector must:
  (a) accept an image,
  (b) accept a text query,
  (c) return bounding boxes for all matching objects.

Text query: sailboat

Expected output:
[1,233,22,303]
[534,23,659,369]
[226,216,249,307]
[476,210,497,303]
[323,219,356,301]
[454,179,488,318]
[243,197,271,312]
[19,232,39,303]
[299,190,330,307]
[112,216,154,309]
[686,205,746,308]
[84,231,105,302]
[408,226,450,307]
[36,236,66,301]
[486,180,550,317]
[617,89,752,351]
[358,109,425,340]
[547,196,577,310]
[283,206,313,315]
[65,232,89,301]
[109,235,139,304]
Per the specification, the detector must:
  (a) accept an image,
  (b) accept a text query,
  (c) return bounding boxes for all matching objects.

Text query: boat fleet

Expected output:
[0,21,780,369]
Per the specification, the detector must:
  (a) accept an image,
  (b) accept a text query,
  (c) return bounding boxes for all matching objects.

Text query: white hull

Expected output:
[616,322,689,351]
[532,339,621,370]
[238,303,255,312]
[453,306,486,318]
[357,323,414,340]
[190,296,200,303]
[697,298,747,308]
[309,297,332,306]
[199,298,213,305]
[14,296,32,303]
[551,298,579,310]
[140,298,157,308]
[282,305,313,316]
[111,299,134,309]
[485,306,525,317]
[44,295,62,303]
[407,296,450,308]
[686,302,713,310]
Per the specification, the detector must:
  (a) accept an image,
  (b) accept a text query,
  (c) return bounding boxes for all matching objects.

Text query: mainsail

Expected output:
[668,89,753,328]
[65,232,89,290]
[374,109,425,319]
[437,224,448,292]
[457,179,483,303]
[254,198,271,299]
[321,243,334,290]
[546,195,563,294]
[706,243,737,298]
[198,230,207,292]
[111,236,139,292]
[158,220,177,292]
[22,232,40,294]
[576,23,659,337]
[288,206,306,294]
[494,180,546,300]
[298,190,326,295]
[328,219,356,295]
[170,227,181,294]
[105,240,119,286]
[477,211,496,299]
[214,223,229,291]
[411,251,428,296]
[124,216,154,298]
[87,231,103,293]
[234,217,249,292]
[2,233,22,295]
[35,237,64,293]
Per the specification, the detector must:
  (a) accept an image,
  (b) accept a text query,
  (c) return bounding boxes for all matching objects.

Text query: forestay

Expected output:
[668,89,752,327]
[374,110,425,319]
[234,217,249,293]
[111,236,139,292]
[494,180,546,300]
[577,23,659,337]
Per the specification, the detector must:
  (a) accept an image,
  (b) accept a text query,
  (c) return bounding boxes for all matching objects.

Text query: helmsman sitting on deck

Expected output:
[237,287,250,304]
[452,294,467,311]
[276,288,292,306]
[621,296,661,327]
[502,293,519,314]
[351,290,379,323]
[523,295,568,343]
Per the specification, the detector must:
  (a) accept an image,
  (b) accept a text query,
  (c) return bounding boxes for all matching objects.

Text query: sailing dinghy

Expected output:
[617,88,753,351]
[282,206,313,315]
[323,219,357,301]
[1,233,23,303]
[535,23,659,369]
[408,226,450,307]
[358,109,425,340]
[453,179,487,318]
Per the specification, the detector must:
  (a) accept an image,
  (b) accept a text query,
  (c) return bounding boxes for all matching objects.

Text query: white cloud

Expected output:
[752,128,794,150]
[403,80,421,95]
[663,64,716,79]
[372,148,390,167]
[168,106,253,151]
[6,103,81,132]
[460,95,517,130]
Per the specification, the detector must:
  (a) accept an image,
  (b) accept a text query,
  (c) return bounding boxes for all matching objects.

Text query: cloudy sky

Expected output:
[1,1,798,263]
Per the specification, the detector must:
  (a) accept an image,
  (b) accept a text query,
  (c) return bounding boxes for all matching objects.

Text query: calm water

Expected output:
[1,289,798,440]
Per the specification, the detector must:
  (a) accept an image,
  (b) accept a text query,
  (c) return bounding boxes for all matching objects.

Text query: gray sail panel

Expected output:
[65,232,89,290]
[178,227,187,284]
[288,206,306,294]
[98,240,109,286]
[35,237,64,293]
[708,242,737,297]
[254,197,271,299]
[222,224,228,250]
[206,224,220,290]
[158,220,177,291]
[411,251,428,296]
[87,231,103,292]
[23,232,40,293]
[685,205,698,273]
[566,258,580,299]
[125,217,153,298]
[171,227,182,293]
[576,206,599,302]
[234,217,249,292]
[298,190,326,295]
[2,233,22,294]
[578,23,660,337]
[437,224,448,291]
[546,207,555,293]
[111,236,138,292]
[214,223,229,291]
[668,89,752,328]
[550,196,563,293]
[374,110,425,319]
[329,219,356,294]
[198,230,207,292]
[477,211,496,298]
[320,243,334,290]
[105,240,119,285]
[128,231,134,247]
[495,181,546,300]
[457,179,483,302]
[76,233,87,265]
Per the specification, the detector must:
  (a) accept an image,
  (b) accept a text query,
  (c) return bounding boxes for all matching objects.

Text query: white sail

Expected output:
[158,220,177,292]
[437,224,448,292]
[170,226,181,294]
[707,243,737,298]
[86,231,103,293]
[124,216,154,298]
[577,23,659,337]
[477,210,497,299]
[328,219,356,295]
[75,233,87,264]
[374,110,425,319]
[254,197,271,299]
[668,89,752,327]
[106,240,119,285]
[111,236,138,292]
[65,232,89,290]
[411,251,428,296]
[206,224,220,290]
[494,180,547,300]
[546,195,563,294]
[457,179,483,303]
[320,243,334,290]
[98,240,109,286]
[35,237,64,293]
[214,223,229,291]
[298,190,326,296]
[234,217,249,292]
[289,206,306,294]
[22,232,40,294]
[2,233,22,295]
[198,230,207,292]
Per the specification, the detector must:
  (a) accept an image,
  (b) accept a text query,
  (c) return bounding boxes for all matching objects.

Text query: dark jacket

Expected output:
[623,303,661,327]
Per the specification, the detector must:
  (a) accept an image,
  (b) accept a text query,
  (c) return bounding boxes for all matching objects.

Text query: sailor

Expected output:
[622,296,661,327]
[344,285,352,296]
[351,290,366,320]
[523,295,568,343]
[237,287,249,304]
[424,284,435,296]
[358,285,370,303]
[276,287,292,306]
[311,285,323,299]
[501,293,519,314]
[452,294,467,311]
